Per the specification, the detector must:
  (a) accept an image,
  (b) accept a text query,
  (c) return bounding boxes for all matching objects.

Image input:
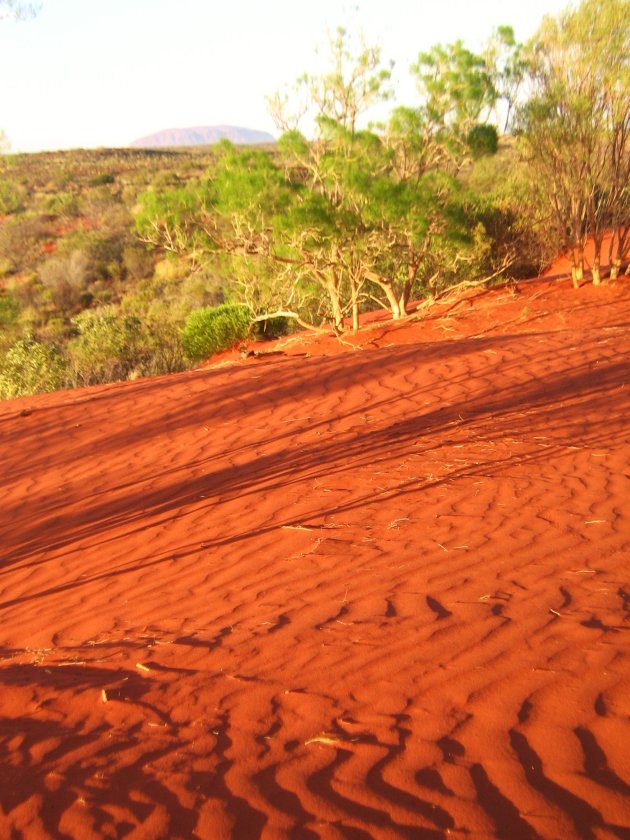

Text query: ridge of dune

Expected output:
[1,275,630,839]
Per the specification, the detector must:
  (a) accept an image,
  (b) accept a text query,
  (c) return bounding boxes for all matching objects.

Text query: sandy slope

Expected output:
[1,276,630,839]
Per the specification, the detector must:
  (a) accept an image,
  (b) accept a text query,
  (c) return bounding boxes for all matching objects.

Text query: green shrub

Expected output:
[89,173,115,186]
[45,191,81,217]
[122,243,154,280]
[0,338,66,399]
[0,179,27,214]
[0,215,48,272]
[67,307,143,386]
[252,315,292,340]
[181,303,251,360]
[467,124,499,159]
[38,249,90,313]
[137,319,187,376]
[0,293,19,327]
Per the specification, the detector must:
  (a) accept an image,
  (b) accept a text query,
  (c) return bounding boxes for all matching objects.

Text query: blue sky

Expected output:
[1,0,571,152]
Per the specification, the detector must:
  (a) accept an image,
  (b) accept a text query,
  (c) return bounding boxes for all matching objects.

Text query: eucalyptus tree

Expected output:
[135,28,507,333]
[518,0,630,285]
[410,40,498,172]
[484,26,527,134]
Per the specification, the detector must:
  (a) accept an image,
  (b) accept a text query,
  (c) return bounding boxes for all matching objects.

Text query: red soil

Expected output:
[1,274,630,839]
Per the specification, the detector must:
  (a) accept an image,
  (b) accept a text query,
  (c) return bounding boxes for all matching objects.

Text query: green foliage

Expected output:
[4,6,625,397]
[67,307,144,386]
[45,191,81,218]
[268,27,392,135]
[181,303,251,360]
[0,214,47,272]
[38,249,91,313]
[466,147,555,276]
[517,0,630,283]
[0,338,66,400]
[466,124,499,158]
[0,291,19,326]
[122,242,154,280]
[252,315,292,340]
[135,182,212,254]
[89,172,115,186]
[0,178,27,213]
[413,41,496,135]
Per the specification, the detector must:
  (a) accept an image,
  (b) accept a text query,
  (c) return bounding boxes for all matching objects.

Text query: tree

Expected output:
[484,26,527,134]
[410,40,498,172]
[205,31,396,332]
[134,28,511,335]
[518,0,630,285]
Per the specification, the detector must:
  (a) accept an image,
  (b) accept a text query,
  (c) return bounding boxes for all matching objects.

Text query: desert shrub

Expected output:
[0,292,19,327]
[0,293,22,353]
[181,303,251,360]
[89,173,115,186]
[0,338,66,399]
[67,307,144,386]
[152,257,190,283]
[137,319,188,376]
[38,249,91,313]
[45,191,81,218]
[151,170,180,189]
[252,315,292,340]
[0,215,48,272]
[466,124,499,158]
[81,187,129,228]
[0,179,27,214]
[57,229,126,284]
[122,242,154,280]
[466,152,555,277]
[178,272,224,311]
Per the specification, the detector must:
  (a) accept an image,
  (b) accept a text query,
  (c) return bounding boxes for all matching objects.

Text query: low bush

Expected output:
[466,124,499,159]
[38,249,91,314]
[181,303,251,360]
[0,179,27,214]
[89,173,115,186]
[0,292,19,327]
[0,338,66,399]
[45,191,81,218]
[67,307,143,386]
[252,315,292,340]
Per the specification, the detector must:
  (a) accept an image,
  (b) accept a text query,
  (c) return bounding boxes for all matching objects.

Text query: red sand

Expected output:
[1,275,630,839]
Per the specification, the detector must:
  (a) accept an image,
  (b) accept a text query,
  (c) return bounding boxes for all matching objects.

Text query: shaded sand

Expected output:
[1,275,630,839]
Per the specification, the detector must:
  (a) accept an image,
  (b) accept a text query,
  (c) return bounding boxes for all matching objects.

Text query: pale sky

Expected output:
[1,0,571,153]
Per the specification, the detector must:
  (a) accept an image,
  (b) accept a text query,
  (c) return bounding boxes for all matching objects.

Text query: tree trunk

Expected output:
[591,233,603,286]
[609,226,629,280]
[383,284,402,319]
[327,281,344,332]
[364,272,402,319]
[351,301,359,332]
[591,256,601,286]
[349,274,360,332]
[398,276,415,317]
[571,246,584,288]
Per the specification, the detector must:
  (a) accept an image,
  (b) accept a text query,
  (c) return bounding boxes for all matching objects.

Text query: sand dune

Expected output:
[1,275,629,838]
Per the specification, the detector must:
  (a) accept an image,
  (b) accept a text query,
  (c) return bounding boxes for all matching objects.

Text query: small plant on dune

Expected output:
[0,178,27,214]
[0,337,66,399]
[66,306,144,386]
[181,303,251,361]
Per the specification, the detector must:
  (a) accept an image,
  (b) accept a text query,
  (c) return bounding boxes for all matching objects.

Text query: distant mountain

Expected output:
[130,125,275,148]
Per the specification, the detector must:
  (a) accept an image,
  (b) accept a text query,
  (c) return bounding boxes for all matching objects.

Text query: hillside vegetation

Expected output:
[0,0,628,399]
